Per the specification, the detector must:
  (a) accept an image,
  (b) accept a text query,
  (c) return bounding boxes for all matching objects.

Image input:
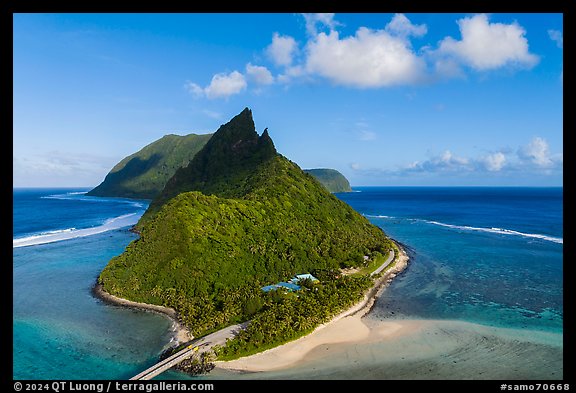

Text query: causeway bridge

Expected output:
[130,323,245,380]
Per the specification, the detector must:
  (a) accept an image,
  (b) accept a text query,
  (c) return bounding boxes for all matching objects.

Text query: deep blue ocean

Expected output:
[13,187,563,379]
[337,187,563,333]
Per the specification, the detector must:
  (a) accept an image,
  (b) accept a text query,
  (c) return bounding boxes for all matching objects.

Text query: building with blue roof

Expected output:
[277,282,301,291]
[291,273,319,283]
[261,273,318,292]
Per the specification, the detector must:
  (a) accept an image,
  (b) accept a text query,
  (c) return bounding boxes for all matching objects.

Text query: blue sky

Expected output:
[13,13,563,187]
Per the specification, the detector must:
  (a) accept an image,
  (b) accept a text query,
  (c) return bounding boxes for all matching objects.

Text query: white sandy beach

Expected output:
[215,312,423,372]
[214,314,563,379]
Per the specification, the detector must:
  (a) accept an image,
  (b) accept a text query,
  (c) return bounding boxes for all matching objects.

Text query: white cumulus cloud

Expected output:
[404,150,470,172]
[518,137,555,167]
[353,136,561,183]
[267,33,298,67]
[186,70,247,99]
[276,65,307,84]
[185,13,543,97]
[482,152,506,171]
[385,13,427,39]
[436,14,539,71]
[302,13,339,36]
[185,82,204,97]
[245,63,274,85]
[305,25,426,88]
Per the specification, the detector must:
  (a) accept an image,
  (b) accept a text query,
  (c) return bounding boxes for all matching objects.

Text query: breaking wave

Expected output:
[364,214,562,244]
[423,220,563,244]
[13,213,140,248]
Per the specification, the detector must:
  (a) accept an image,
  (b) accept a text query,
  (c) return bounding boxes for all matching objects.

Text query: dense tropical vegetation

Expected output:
[303,168,352,193]
[98,108,392,354]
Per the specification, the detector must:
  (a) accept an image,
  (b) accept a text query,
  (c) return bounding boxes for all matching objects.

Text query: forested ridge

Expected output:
[88,133,212,199]
[98,108,392,356]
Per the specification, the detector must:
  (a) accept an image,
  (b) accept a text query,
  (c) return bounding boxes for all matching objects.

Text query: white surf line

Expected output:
[13,213,140,248]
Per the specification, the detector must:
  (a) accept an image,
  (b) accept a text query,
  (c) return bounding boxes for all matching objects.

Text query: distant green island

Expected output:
[96,108,392,362]
[303,168,352,193]
[87,133,212,199]
[88,131,351,199]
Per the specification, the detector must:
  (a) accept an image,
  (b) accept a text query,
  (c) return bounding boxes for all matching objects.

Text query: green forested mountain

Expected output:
[98,108,392,337]
[87,133,212,199]
[303,168,352,193]
[139,108,276,224]
[86,126,345,199]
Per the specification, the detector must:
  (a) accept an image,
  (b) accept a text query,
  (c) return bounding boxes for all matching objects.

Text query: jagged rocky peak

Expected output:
[142,108,278,219]
[205,107,276,158]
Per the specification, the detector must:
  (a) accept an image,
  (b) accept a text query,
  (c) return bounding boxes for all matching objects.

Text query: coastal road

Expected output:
[370,249,395,277]
[130,323,246,380]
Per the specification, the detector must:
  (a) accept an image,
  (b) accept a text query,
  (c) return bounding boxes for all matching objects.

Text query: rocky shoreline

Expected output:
[91,282,193,345]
